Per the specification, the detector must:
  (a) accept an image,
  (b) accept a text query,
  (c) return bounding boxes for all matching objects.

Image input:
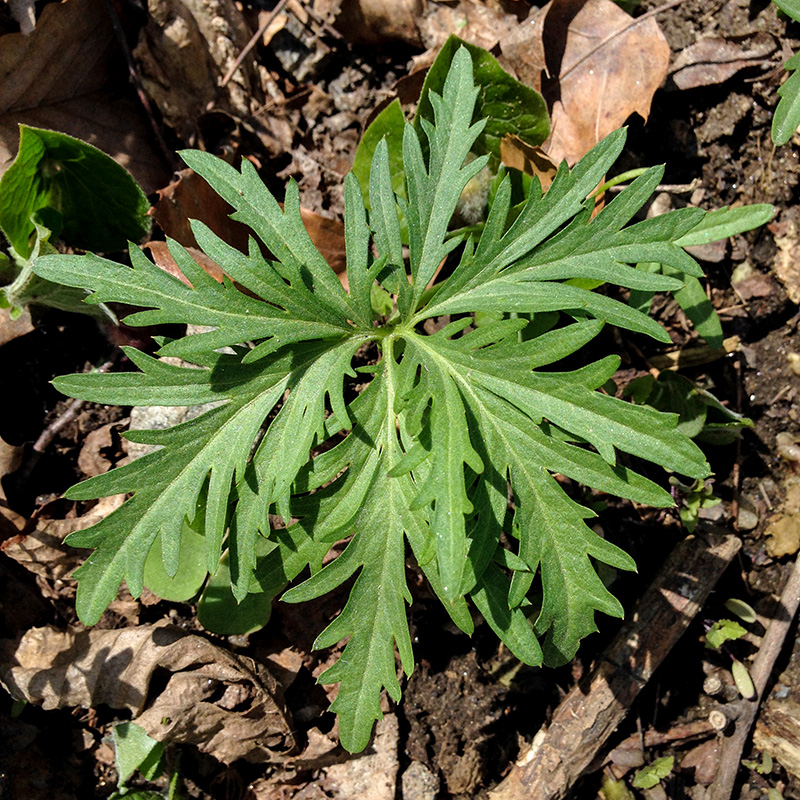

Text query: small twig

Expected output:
[707,553,800,800]
[607,181,700,194]
[103,0,178,171]
[16,357,117,486]
[558,0,690,83]
[218,0,291,91]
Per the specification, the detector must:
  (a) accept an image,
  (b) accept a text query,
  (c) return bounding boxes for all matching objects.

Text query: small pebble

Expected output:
[401,761,439,800]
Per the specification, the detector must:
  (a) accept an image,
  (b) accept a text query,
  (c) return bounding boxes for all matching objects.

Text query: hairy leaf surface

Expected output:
[34,47,710,751]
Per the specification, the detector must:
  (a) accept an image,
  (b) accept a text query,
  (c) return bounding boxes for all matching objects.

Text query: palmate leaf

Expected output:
[34,46,710,752]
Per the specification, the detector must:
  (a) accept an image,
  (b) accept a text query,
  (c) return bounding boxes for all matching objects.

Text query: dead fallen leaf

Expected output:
[500,135,559,191]
[1,494,126,586]
[772,218,800,304]
[670,33,776,91]
[0,435,22,502]
[318,0,423,46]
[144,241,227,287]
[77,421,128,478]
[151,167,252,252]
[419,0,520,53]
[497,5,549,92]
[152,167,347,275]
[765,512,800,558]
[0,0,170,193]
[133,0,264,142]
[679,738,720,785]
[0,620,296,763]
[541,0,670,165]
[0,308,34,348]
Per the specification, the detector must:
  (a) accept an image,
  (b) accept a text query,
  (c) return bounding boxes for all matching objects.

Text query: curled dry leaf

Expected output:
[500,134,559,191]
[0,620,296,764]
[133,0,264,141]
[1,494,126,586]
[670,33,776,91]
[541,0,670,165]
[0,0,170,192]
[771,218,800,304]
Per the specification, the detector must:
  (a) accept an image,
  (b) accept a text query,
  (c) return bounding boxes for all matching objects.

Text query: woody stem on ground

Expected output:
[489,527,741,800]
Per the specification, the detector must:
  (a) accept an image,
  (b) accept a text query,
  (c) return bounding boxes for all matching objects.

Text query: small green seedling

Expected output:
[705,618,747,650]
[632,756,674,790]
[110,721,182,799]
[742,749,773,775]
[36,48,719,752]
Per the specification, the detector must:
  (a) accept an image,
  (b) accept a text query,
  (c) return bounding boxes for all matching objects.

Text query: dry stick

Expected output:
[16,357,117,487]
[558,0,690,83]
[707,552,800,800]
[489,528,741,800]
[102,0,178,172]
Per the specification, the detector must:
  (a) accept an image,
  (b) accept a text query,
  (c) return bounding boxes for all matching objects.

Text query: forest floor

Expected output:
[2,0,800,798]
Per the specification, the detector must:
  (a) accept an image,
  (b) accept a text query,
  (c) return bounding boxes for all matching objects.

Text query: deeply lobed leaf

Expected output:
[34,47,710,752]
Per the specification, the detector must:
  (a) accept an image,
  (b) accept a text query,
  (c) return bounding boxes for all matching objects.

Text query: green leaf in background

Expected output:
[0,125,151,259]
[632,756,674,790]
[416,35,550,164]
[773,0,800,145]
[352,100,407,209]
[705,618,747,649]
[143,518,208,603]
[113,722,165,788]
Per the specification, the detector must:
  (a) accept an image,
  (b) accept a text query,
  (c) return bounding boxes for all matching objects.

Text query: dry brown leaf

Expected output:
[771,218,800,304]
[541,0,670,166]
[0,308,34,348]
[151,167,252,252]
[670,33,776,91]
[321,0,423,46]
[0,435,22,502]
[133,0,264,142]
[1,494,126,585]
[0,0,170,193]
[144,241,227,287]
[419,0,520,53]
[77,421,127,478]
[152,168,347,275]
[0,620,296,763]
[500,134,558,191]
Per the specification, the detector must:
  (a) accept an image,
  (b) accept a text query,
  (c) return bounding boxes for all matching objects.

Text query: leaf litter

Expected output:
[0,0,795,796]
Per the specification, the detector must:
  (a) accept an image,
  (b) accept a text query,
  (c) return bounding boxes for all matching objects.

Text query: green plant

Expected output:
[773,0,800,145]
[0,125,150,318]
[110,721,183,799]
[35,48,712,752]
[632,756,674,790]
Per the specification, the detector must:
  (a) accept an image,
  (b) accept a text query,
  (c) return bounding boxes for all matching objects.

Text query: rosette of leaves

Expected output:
[35,48,710,752]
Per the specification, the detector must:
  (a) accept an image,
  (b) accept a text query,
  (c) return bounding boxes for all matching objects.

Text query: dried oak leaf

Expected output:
[670,33,776,91]
[541,0,670,166]
[0,0,169,192]
[0,621,296,763]
[0,308,33,348]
